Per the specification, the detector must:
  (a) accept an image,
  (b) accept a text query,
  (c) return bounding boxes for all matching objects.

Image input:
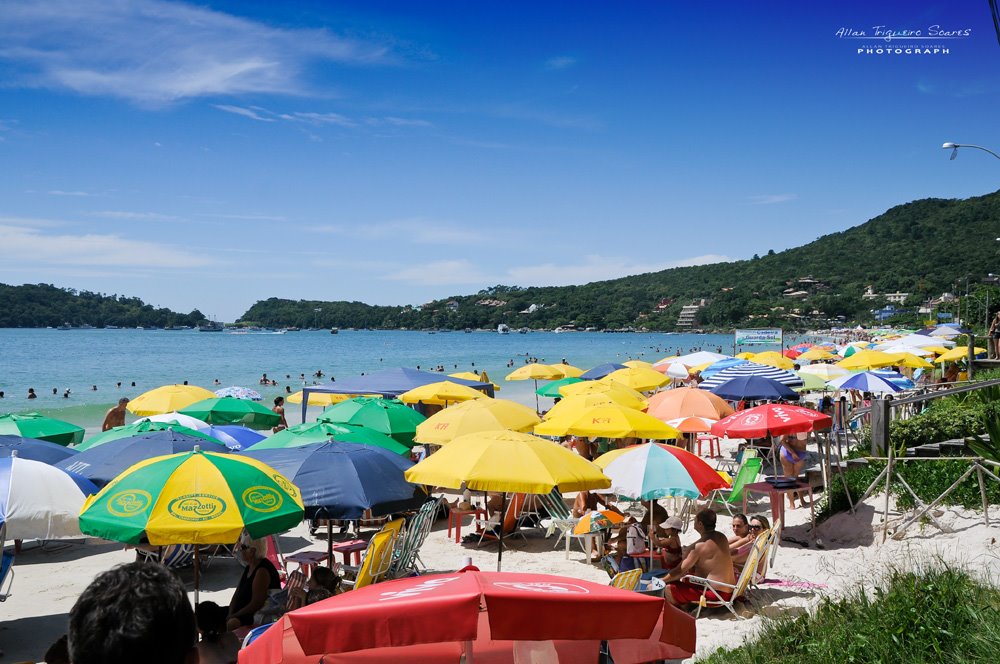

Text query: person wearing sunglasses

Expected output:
[226,535,280,633]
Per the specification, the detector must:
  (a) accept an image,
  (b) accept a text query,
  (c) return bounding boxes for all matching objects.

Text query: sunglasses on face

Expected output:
[750,524,763,531]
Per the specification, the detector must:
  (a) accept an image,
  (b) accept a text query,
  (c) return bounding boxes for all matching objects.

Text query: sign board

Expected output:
[734,328,783,346]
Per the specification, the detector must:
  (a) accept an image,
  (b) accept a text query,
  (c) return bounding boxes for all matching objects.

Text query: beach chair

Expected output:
[389,497,442,578]
[681,532,768,619]
[705,456,762,515]
[477,493,529,547]
[135,543,195,569]
[717,446,758,473]
[537,488,587,554]
[609,569,642,592]
[264,535,288,586]
[0,551,14,601]
[752,518,782,587]
[342,529,397,591]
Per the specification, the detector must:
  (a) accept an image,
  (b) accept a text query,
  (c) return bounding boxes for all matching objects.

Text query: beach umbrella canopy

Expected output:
[179,397,281,430]
[710,403,831,439]
[449,372,500,391]
[645,387,735,420]
[205,425,266,450]
[934,346,987,363]
[414,399,540,445]
[708,376,800,401]
[798,348,837,361]
[879,344,933,357]
[886,352,934,369]
[249,422,410,455]
[405,431,608,495]
[870,369,915,390]
[578,363,628,380]
[572,509,626,535]
[399,381,490,406]
[622,360,655,370]
[0,454,99,540]
[78,448,304,545]
[782,349,802,359]
[318,397,426,446]
[605,367,670,392]
[827,372,903,394]
[543,394,645,421]
[734,352,756,360]
[836,350,900,371]
[594,443,729,500]
[127,384,216,416]
[750,351,796,370]
[890,334,955,349]
[698,358,749,380]
[0,435,79,465]
[549,364,585,378]
[286,391,352,406]
[57,430,230,486]
[534,405,680,440]
[242,442,424,520]
[536,376,584,397]
[653,362,691,379]
[505,365,565,381]
[797,364,850,380]
[663,416,717,433]
[0,413,84,446]
[138,412,210,430]
[794,372,830,392]
[698,362,804,390]
[76,420,225,452]
[255,570,694,662]
[666,351,731,368]
[558,380,648,410]
[213,386,263,401]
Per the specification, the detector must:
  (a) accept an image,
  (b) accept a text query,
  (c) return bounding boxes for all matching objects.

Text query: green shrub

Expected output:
[701,567,1000,664]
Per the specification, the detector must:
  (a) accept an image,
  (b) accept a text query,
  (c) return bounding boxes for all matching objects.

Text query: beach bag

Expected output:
[625,523,647,555]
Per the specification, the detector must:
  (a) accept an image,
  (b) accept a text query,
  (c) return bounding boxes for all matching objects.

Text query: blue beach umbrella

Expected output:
[699,358,749,380]
[203,425,265,451]
[699,362,804,390]
[56,430,229,486]
[0,454,99,540]
[0,435,79,465]
[214,386,263,401]
[827,371,902,394]
[579,363,628,381]
[707,376,800,401]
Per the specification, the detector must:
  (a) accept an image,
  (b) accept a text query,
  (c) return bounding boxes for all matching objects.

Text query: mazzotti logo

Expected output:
[107,489,152,517]
[271,474,298,499]
[243,486,283,513]
[167,494,227,521]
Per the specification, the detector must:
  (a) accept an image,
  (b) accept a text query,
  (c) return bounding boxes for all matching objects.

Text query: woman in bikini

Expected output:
[778,433,809,509]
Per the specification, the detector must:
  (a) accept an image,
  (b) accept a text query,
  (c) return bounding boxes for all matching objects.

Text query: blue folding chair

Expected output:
[0,551,15,601]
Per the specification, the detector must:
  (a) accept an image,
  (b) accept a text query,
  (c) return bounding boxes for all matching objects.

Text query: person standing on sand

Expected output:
[272,396,288,432]
[102,398,129,431]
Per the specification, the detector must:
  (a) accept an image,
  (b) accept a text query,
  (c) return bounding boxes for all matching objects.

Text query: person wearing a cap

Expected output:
[102,397,129,431]
[656,516,685,570]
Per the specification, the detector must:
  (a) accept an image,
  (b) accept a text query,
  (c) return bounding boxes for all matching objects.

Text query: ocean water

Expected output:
[0,328,800,434]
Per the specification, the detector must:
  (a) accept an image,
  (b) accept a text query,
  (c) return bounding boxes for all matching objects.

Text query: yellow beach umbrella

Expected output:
[797,364,850,380]
[127,384,216,417]
[448,372,500,390]
[935,347,987,363]
[605,367,669,392]
[622,360,655,370]
[798,348,837,361]
[505,364,565,381]
[534,405,681,440]
[543,394,642,421]
[735,352,756,360]
[922,345,952,356]
[549,364,585,378]
[399,381,489,406]
[558,380,648,410]
[837,349,900,371]
[751,351,796,370]
[285,390,352,406]
[414,399,540,444]
[888,352,935,369]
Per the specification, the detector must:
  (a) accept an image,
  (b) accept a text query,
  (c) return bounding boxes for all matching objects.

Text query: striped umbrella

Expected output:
[593,443,728,500]
[698,362,804,390]
[827,371,902,394]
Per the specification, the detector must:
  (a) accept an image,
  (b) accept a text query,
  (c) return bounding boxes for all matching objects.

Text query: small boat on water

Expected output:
[497,323,511,334]
[330,327,339,335]
[197,321,224,332]
[56,323,73,330]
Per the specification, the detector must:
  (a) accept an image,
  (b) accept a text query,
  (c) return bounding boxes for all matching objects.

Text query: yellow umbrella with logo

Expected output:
[127,384,217,416]
[558,379,649,409]
[543,394,643,421]
[79,447,303,601]
[399,381,490,406]
[605,367,670,392]
[534,404,681,440]
[414,399,540,445]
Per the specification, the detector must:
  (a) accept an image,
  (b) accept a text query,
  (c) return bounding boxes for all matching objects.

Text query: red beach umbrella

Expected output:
[782,349,802,359]
[240,570,696,663]
[710,403,832,439]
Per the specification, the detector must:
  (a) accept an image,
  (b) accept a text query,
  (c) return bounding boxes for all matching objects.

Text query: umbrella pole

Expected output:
[533,380,540,413]
[328,520,333,568]
[497,492,508,572]
[649,499,654,554]
[194,545,200,605]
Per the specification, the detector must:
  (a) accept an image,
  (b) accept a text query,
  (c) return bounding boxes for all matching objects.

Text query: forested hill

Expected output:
[241,189,1000,331]
[0,284,207,328]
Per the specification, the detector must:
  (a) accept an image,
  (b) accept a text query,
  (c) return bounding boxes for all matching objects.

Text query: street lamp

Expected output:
[942,142,1000,161]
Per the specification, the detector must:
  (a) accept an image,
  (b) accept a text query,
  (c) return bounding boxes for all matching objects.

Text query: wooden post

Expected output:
[870,397,891,456]
[977,465,990,527]
[882,436,894,543]
[968,333,976,380]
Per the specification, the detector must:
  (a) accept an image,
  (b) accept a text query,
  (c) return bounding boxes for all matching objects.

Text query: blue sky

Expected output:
[1,0,997,321]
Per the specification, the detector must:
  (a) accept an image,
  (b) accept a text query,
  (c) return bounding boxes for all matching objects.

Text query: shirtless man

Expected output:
[102,397,129,431]
[663,509,735,607]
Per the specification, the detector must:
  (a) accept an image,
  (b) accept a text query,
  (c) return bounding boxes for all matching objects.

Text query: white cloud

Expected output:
[197,212,288,222]
[47,189,99,197]
[306,219,486,245]
[212,104,431,131]
[748,194,797,205]
[383,260,488,286]
[545,56,577,71]
[213,105,275,122]
[0,223,211,268]
[290,111,357,128]
[0,0,393,105]
[89,210,179,221]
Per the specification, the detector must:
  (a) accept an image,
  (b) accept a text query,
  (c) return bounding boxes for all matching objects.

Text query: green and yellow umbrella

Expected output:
[79,448,304,546]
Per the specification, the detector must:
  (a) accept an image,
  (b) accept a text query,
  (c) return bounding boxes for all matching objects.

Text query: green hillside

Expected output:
[241,190,1000,331]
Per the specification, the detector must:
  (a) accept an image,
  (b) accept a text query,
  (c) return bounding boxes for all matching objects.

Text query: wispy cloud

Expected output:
[306,219,486,245]
[383,259,488,286]
[197,213,288,222]
[213,104,431,131]
[545,56,577,71]
[89,210,179,221]
[0,0,395,105]
[0,223,212,268]
[213,105,275,122]
[46,189,99,197]
[748,194,797,205]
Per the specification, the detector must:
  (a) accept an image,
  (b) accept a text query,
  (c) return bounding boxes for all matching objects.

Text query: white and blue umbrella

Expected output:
[827,371,902,394]
[699,362,804,390]
[0,454,99,540]
[214,386,263,401]
[204,425,266,451]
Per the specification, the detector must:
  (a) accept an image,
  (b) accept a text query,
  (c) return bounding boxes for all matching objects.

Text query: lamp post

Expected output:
[942,142,1000,161]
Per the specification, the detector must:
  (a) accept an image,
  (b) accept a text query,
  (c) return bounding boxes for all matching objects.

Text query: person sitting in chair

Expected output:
[662,509,735,607]
[226,534,280,632]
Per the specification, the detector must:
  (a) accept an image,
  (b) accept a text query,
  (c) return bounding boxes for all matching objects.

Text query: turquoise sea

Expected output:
[0,328,804,435]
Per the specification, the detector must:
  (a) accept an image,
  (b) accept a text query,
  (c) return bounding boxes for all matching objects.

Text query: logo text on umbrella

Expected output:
[243,486,283,513]
[167,494,227,521]
[270,474,298,499]
[107,489,152,517]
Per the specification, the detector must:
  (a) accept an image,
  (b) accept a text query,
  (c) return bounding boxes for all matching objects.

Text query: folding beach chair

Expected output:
[705,456,762,515]
[681,531,768,619]
[0,551,14,601]
[389,497,442,578]
[342,519,403,590]
[477,493,529,547]
[537,488,587,554]
[609,569,642,592]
